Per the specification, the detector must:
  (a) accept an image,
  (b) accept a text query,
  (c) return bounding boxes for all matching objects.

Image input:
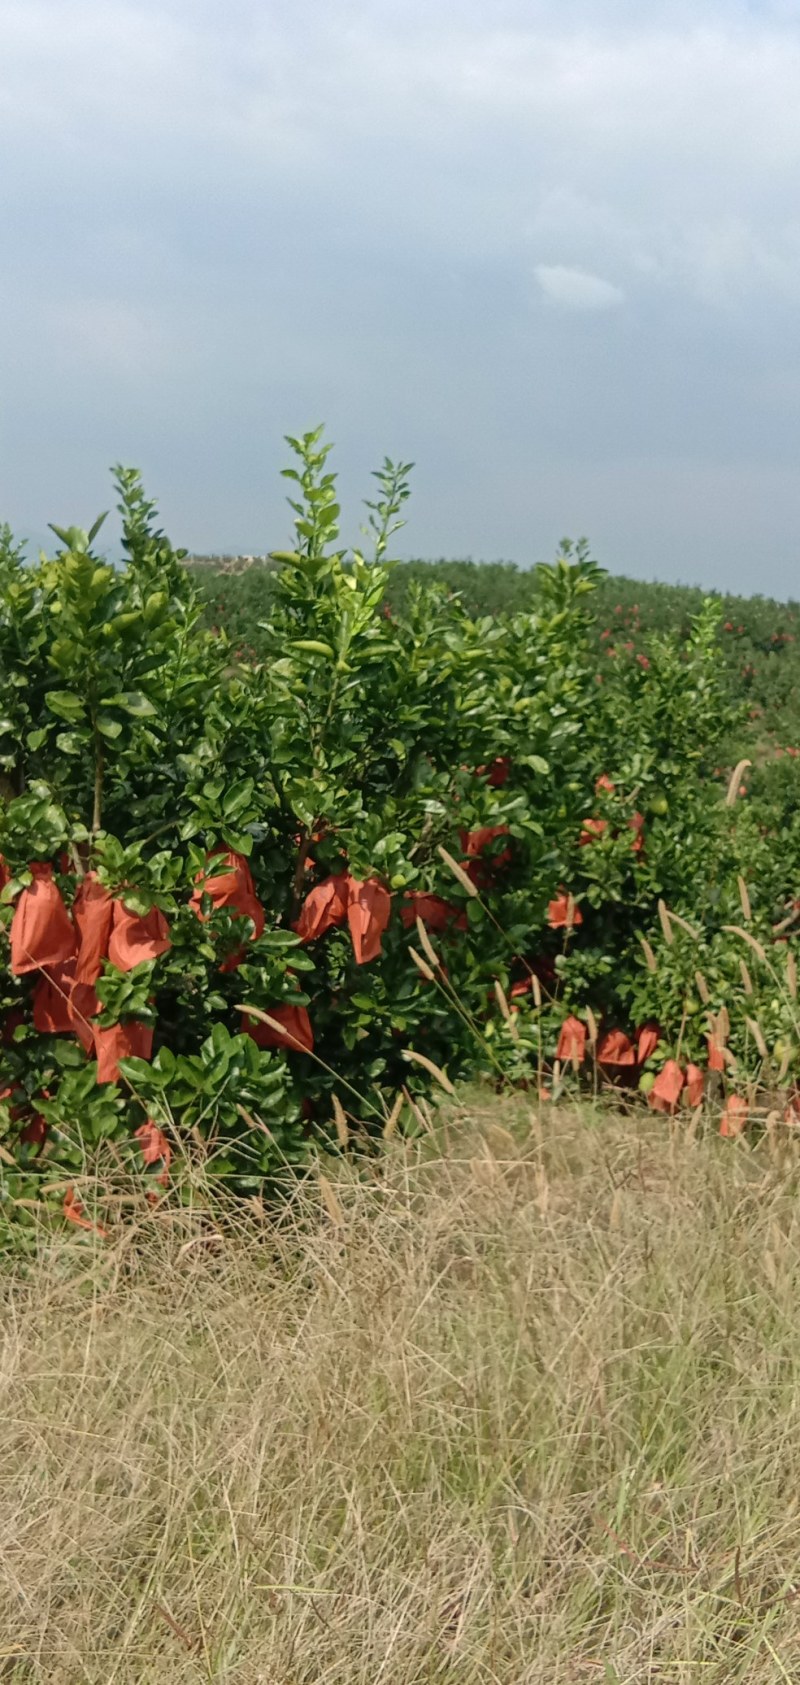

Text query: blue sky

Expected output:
[2,0,800,592]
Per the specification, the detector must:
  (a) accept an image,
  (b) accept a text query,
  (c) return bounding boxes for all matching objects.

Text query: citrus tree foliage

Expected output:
[1,429,797,1230]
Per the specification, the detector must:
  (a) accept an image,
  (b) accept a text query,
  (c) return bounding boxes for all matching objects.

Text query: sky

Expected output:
[2,0,800,594]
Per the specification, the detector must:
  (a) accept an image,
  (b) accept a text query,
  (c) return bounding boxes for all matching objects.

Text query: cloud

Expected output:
[1,0,800,590]
[534,265,626,310]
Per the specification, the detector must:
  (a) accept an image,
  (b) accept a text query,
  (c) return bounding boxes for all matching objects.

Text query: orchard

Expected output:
[2,428,800,1235]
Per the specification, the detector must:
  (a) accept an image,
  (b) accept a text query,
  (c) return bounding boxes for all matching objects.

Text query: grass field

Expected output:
[4,1096,800,1683]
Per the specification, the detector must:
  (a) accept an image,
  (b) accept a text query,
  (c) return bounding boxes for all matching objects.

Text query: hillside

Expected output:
[189,554,800,749]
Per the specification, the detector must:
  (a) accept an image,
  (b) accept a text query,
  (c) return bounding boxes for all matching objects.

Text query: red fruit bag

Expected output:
[460,825,510,858]
[636,1023,661,1064]
[487,756,511,787]
[649,1059,685,1113]
[108,902,171,971]
[628,812,646,853]
[10,863,76,976]
[579,818,608,846]
[63,1186,108,1237]
[94,1019,154,1084]
[556,1015,586,1064]
[684,1063,704,1107]
[19,1114,48,1153]
[190,850,261,922]
[135,1120,172,1186]
[597,1028,636,1066]
[400,892,461,932]
[68,981,101,1054]
[707,1033,726,1072]
[32,961,78,1034]
[547,893,583,930]
[459,826,512,886]
[475,757,511,788]
[294,874,349,942]
[73,872,114,984]
[346,877,391,964]
[719,1095,748,1138]
[242,1004,314,1053]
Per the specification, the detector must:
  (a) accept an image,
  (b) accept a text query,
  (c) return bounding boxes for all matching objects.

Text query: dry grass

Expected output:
[3,1096,800,1682]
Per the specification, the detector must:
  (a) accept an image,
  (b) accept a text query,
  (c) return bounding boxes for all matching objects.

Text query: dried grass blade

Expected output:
[485,1122,517,1156]
[415,916,440,972]
[722,924,768,964]
[382,1092,405,1141]
[494,981,520,1041]
[639,935,657,974]
[437,845,479,898]
[237,1103,273,1140]
[409,946,436,983]
[236,1005,308,1048]
[726,758,752,806]
[745,1017,768,1059]
[401,1049,456,1095]
[737,875,752,922]
[318,1173,345,1227]
[332,1094,349,1150]
[154,1604,199,1653]
[658,899,674,946]
[401,1084,433,1133]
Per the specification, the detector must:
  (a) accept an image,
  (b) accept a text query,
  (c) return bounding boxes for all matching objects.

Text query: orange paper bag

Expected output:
[10,863,76,976]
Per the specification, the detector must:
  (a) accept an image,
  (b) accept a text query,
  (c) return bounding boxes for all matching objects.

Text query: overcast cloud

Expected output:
[2,0,800,592]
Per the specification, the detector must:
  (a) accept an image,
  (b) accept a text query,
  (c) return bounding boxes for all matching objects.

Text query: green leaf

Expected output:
[109,611,143,634]
[55,731,87,755]
[118,1056,160,1086]
[96,714,123,740]
[53,1039,87,1068]
[520,754,550,776]
[101,691,158,718]
[45,691,86,723]
[250,930,300,951]
[88,511,109,543]
[48,522,79,547]
[222,778,255,819]
[290,639,336,658]
[154,1046,177,1080]
[221,828,253,855]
